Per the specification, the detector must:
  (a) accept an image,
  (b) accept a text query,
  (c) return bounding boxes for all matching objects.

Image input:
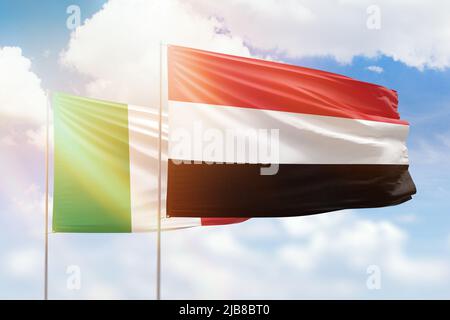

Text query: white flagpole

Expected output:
[44,91,50,300]
[156,42,163,301]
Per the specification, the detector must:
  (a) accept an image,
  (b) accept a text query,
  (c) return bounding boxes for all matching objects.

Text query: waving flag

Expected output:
[52,93,246,232]
[167,45,416,218]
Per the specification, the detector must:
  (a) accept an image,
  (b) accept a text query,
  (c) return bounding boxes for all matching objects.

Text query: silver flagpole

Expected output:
[44,91,50,300]
[156,42,163,300]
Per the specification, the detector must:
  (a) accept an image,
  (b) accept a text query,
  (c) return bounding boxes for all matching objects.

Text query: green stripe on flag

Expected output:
[53,93,132,232]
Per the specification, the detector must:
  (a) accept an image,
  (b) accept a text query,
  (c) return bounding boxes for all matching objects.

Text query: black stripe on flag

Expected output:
[167,161,416,218]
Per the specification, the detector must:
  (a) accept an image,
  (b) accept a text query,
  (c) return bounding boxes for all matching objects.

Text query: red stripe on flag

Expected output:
[168,45,408,125]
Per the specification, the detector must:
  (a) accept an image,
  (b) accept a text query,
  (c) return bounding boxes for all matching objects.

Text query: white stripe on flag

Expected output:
[168,101,409,165]
[128,104,202,231]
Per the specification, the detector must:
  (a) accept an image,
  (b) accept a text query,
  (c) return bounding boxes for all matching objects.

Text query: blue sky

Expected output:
[1,0,450,299]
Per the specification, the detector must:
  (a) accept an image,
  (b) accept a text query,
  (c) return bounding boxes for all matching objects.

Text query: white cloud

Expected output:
[162,214,450,299]
[191,0,450,70]
[5,212,445,299]
[60,0,251,106]
[366,65,384,73]
[3,248,41,279]
[278,213,449,285]
[0,47,47,124]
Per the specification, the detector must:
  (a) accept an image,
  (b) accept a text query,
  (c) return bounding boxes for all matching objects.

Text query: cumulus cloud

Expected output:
[278,213,448,285]
[0,47,47,124]
[162,213,450,299]
[60,0,251,106]
[191,0,450,70]
[0,46,48,152]
[366,65,384,73]
[29,214,442,299]
[2,247,41,279]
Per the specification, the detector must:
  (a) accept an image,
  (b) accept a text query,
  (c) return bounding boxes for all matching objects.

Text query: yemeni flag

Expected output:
[52,93,246,232]
[167,45,416,218]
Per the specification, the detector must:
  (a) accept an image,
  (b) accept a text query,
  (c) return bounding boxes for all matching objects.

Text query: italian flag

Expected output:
[52,93,246,232]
